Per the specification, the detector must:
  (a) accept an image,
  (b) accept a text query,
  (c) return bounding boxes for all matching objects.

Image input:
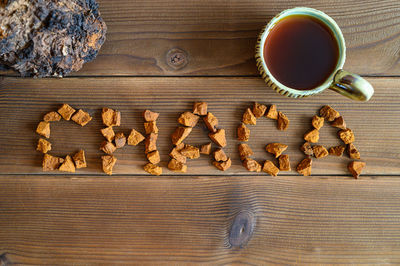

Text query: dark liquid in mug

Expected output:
[264,15,339,90]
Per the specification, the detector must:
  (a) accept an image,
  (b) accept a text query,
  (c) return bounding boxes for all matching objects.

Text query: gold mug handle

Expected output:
[329,70,374,101]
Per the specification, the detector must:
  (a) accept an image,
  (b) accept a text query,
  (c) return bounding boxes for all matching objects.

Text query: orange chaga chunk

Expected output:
[348,161,366,179]
[209,129,226,147]
[171,126,192,145]
[102,107,121,127]
[300,142,314,156]
[237,123,250,142]
[102,155,117,175]
[71,109,92,126]
[144,163,162,176]
[100,141,117,155]
[312,145,329,158]
[331,116,346,129]
[42,154,64,171]
[203,112,218,132]
[319,105,340,122]
[193,102,208,116]
[242,108,256,125]
[266,143,288,158]
[338,128,355,144]
[242,158,261,172]
[238,143,253,160]
[101,126,115,142]
[266,104,278,120]
[43,111,61,122]
[304,129,319,143]
[36,121,50,138]
[296,158,312,176]
[328,145,345,157]
[36,138,52,153]
[213,148,228,162]
[213,158,231,171]
[143,110,160,122]
[178,112,199,127]
[168,159,187,173]
[169,145,186,164]
[59,155,76,173]
[58,104,76,121]
[347,143,360,159]
[114,132,126,148]
[278,154,291,171]
[144,121,159,134]
[277,111,289,131]
[127,129,145,146]
[252,102,267,118]
[200,143,212,155]
[262,160,279,176]
[145,133,158,153]
[147,150,161,164]
[73,150,87,169]
[180,145,200,159]
[312,115,324,130]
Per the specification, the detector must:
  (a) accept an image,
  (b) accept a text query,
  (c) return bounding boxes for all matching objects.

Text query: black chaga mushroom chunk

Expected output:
[0,0,107,77]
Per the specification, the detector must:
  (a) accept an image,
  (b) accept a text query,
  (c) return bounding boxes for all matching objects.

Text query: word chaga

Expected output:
[36,104,90,173]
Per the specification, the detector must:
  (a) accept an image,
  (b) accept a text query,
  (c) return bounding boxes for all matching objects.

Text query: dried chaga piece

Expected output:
[243,158,261,172]
[320,105,340,122]
[304,129,319,143]
[213,148,228,162]
[338,128,355,144]
[296,158,312,176]
[145,133,158,153]
[203,112,218,132]
[168,159,187,173]
[102,155,117,175]
[43,111,61,122]
[328,145,345,157]
[262,160,279,176]
[266,104,278,120]
[278,154,291,171]
[36,138,51,153]
[200,143,212,155]
[0,0,107,77]
[300,142,314,156]
[348,161,366,179]
[144,121,159,134]
[209,129,227,147]
[102,108,121,127]
[143,110,159,122]
[100,141,116,155]
[127,129,145,146]
[42,154,64,171]
[331,116,346,129]
[147,150,160,164]
[266,143,288,158]
[213,158,231,171]
[169,145,186,164]
[114,132,126,148]
[252,102,267,118]
[36,121,50,138]
[180,145,200,159]
[59,155,76,173]
[171,127,192,145]
[242,108,257,125]
[347,143,360,159]
[178,112,199,127]
[237,123,250,142]
[73,149,87,169]
[277,111,289,131]
[144,163,162,176]
[71,109,92,126]
[193,102,208,116]
[58,104,76,121]
[238,143,253,160]
[312,145,328,159]
[312,115,324,130]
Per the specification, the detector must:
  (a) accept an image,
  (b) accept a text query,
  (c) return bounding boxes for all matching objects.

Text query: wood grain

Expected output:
[1,0,400,76]
[1,175,400,264]
[0,76,399,176]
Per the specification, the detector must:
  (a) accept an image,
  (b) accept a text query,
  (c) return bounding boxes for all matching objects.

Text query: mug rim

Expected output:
[256,7,346,97]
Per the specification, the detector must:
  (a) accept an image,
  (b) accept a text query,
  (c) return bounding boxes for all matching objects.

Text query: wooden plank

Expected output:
[1,175,400,264]
[0,76,398,176]
[1,0,400,76]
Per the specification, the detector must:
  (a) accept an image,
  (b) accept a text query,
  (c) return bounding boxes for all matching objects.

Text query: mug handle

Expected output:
[329,69,374,101]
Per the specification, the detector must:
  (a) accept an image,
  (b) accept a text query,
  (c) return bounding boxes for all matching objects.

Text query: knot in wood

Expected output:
[229,210,255,248]
[166,48,188,69]
[0,253,11,266]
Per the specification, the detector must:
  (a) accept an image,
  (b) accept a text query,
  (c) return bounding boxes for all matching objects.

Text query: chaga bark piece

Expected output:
[296,158,312,176]
[144,121,159,134]
[178,112,199,127]
[43,111,61,122]
[143,110,159,122]
[101,126,115,142]
[36,121,50,138]
[208,129,226,147]
[347,143,361,159]
[102,155,117,175]
[265,143,288,158]
[169,145,186,164]
[312,145,329,159]
[203,112,218,132]
[100,141,116,155]
[114,132,126,148]
[73,149,87,169]
[0,0,107,77]
[238,143,253,160]
[278,154,291,171]
[252,102,267,118]
[331,116,346,129]
[213,158,231,171]
[266,104,278,120]
[200,143,211,155]
[127,129,145,146]
[193,102,208,116]
[242,158,261,172]
[328,145,345,157]
[36,138,52,154]
[58,104,76,121]
[262,160,279,176]
[237,123,250,142]
[42,154,64,171]
[304,129,319,143]
[300,142,314,156]
[348,161,366,179]
[338,128,355,144]
[180,145,200,159]
[242,108,257,125]
[71,109,92,126]
[146,150,160,164]
[143,163,162,176]
[277,111,289,131]
[312,115,324,130]
[59,155,75,173]
[171,127,192,145]
[320,105,340,122]
[102,108,121,127]
[145,133,158,153]
[168,159,187,173]
[213,148,228,162]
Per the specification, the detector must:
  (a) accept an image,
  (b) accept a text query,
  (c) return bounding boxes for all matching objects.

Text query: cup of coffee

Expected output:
[255,7,374,101]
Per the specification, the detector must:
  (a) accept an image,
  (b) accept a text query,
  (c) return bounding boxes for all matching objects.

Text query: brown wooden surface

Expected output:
[1,0,400,264]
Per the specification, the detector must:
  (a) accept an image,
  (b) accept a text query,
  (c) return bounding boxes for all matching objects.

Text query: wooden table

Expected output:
[1,0,400,264]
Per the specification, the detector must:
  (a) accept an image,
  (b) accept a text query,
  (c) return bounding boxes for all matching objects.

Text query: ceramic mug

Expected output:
[255,7,374,101]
